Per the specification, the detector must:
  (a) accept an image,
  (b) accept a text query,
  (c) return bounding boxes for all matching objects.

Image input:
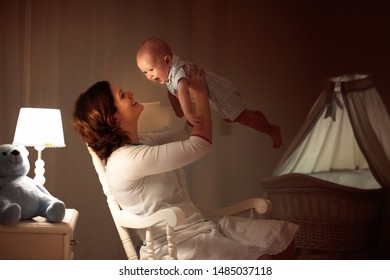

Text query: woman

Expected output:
[73,66,298,259]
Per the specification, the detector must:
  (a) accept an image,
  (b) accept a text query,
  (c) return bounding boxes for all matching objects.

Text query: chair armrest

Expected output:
[116,207,186,229]
[198,197,272,218]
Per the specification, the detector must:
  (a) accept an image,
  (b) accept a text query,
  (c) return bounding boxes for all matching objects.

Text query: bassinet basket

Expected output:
[263,173,384,257]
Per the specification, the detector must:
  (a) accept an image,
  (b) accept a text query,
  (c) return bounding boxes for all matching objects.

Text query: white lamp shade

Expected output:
[13,107,66,148]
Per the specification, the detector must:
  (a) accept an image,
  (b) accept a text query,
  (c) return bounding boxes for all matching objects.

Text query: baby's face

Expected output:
[137,52,170,84]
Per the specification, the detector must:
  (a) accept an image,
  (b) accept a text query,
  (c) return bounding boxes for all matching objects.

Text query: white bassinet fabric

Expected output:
[309,170,381,190]
[275,91,369,176]
[273,74,390,189]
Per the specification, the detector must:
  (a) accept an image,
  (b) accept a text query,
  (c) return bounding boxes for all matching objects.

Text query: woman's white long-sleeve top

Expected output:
[105,128,298,259]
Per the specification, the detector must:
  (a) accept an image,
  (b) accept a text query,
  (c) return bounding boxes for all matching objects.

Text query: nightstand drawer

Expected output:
[0,209,79,260]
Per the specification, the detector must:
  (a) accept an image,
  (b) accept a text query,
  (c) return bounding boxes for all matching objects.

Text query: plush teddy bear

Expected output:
[0,144,66,225]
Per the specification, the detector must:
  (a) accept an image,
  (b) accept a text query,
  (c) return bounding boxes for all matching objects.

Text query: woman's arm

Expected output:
[177,79,196,125]
[185,65,212,142]
[109,136,212,179]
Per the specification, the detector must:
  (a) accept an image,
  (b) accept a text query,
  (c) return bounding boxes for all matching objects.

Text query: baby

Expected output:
[136,37,282,148]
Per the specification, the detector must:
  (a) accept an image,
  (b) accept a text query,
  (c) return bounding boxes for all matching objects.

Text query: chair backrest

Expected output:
[87,146,142,260]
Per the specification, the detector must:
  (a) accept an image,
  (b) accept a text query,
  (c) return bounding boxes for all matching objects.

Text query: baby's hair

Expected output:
[137,37,173,58]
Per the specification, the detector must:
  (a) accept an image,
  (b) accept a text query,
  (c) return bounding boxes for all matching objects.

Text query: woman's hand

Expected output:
[185,64,208,98]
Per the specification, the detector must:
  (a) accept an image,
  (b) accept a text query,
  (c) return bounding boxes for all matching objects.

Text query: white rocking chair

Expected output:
[88,147,272,260]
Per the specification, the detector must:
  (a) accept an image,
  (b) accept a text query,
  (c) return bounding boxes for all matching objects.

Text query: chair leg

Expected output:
[166,225,178,260]
[145,227,155,260]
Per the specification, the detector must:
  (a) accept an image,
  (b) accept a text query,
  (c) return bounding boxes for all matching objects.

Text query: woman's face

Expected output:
[110,83,144,129]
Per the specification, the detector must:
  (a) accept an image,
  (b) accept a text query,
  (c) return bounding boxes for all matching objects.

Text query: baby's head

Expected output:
[136,37,173,84]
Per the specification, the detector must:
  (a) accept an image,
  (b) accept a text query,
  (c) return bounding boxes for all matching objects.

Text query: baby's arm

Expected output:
[167,90,184,118]
[177,78,197,125]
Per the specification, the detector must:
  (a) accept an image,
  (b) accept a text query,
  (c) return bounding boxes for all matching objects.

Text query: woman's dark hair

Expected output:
[73,81,130,159]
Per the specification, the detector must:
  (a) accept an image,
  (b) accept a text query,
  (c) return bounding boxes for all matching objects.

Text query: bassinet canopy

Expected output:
[273,74,390,189]
[264,74,390,258]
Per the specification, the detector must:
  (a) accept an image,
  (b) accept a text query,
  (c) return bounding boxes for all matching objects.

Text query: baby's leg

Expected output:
[234,109,283,148]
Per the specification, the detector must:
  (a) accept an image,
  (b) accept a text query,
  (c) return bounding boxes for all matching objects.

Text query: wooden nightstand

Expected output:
[0,208,79,260]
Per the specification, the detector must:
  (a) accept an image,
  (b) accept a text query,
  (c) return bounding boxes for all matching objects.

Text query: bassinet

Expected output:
[263,74,390,259]
[263,173,384,258]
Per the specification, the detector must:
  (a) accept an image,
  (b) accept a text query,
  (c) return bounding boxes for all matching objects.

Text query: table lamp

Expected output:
[12,107,66,186]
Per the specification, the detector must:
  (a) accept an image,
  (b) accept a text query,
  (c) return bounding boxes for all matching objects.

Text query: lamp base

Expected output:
[34,146,46,186]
